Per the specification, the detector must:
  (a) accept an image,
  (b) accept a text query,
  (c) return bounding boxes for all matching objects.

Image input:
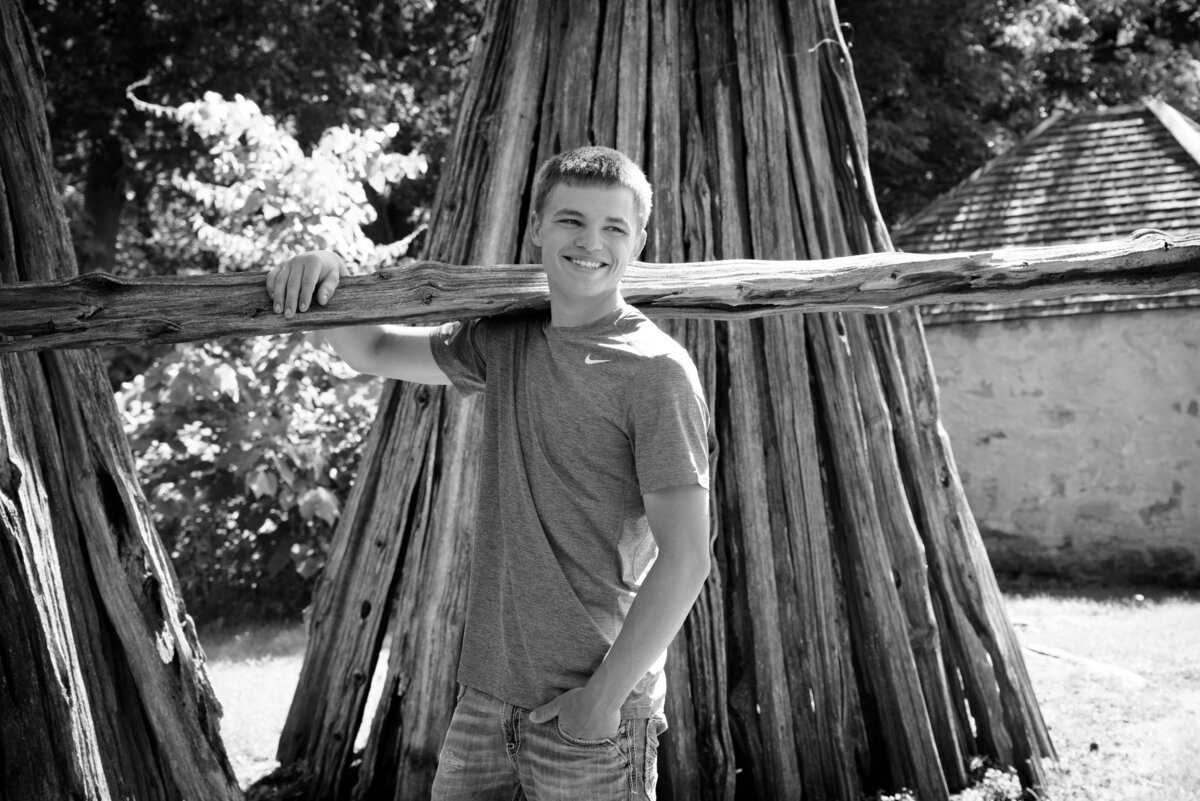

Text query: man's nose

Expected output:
[575,226,603,251]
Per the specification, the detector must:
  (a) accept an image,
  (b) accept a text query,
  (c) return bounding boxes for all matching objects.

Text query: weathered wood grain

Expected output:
[2,230,1195,353]
[1,1,241,798]
[809,313,949,801]
[849,314,968,791]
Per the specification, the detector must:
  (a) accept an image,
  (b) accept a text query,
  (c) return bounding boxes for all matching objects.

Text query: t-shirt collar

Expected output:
[545,303,637,339]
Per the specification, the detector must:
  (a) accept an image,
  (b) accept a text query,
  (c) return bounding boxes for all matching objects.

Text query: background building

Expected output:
[894,99,1200,585]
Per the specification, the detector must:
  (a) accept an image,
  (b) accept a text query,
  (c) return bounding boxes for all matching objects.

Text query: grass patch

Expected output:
[201,622,310,788]
[199,590,1200,797]
[1006,588,1200,800]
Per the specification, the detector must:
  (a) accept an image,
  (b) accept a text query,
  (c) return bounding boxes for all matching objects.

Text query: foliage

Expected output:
[111,90,443,623]
[27,0,482,272]
[838,0,1200,228]
[131,90,427,270]
[119,334,381,623]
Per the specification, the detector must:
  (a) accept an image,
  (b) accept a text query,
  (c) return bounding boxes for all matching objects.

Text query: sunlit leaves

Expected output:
[298,488,340,526]
[135,91,428,271]
[118,334,381,622]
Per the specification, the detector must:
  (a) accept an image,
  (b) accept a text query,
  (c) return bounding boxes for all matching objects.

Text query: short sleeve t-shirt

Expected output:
[430,303,711,718]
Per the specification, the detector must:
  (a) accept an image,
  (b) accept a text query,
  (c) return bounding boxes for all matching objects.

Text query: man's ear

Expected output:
[633,228,648,259]
[529,210,542,247]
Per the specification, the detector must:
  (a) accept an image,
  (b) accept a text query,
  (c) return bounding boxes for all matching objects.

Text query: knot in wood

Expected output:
[77,271,132,291]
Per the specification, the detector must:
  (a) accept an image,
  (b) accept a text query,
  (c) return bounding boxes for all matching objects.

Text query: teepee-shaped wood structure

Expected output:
[272,1,1056,799]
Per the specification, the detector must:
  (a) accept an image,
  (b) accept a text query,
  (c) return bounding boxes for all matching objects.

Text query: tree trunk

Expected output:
[0,2,241,798]
[275,1,1056,800]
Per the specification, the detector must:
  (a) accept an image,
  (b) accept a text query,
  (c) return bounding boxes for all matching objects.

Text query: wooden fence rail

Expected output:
[2,229,1197,352]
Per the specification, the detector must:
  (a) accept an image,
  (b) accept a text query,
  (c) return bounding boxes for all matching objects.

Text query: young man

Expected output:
[267,146,711,799]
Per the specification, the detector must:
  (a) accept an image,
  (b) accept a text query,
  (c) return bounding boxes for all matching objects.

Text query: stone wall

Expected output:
[925,306,1200,586]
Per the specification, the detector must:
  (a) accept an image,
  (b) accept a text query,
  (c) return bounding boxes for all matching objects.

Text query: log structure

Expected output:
[273,1,1065,800]
[6,0,1148,798]
[0,1,241,799]
[1,230,1195,352]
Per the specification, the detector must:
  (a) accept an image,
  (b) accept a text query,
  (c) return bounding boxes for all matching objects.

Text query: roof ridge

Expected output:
[1143,97,1200,169]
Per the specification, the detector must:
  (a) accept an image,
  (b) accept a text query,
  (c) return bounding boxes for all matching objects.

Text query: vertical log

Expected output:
[1,1,240,798]
[888,311,1056,787]
[807,315,948,800]
[722,320,805,797]
[1,352,110,801]
[760,315,868,801]
[847,315,969,791]
[615,0,650,164]
[275,383,443,797]
[353,395,480,799]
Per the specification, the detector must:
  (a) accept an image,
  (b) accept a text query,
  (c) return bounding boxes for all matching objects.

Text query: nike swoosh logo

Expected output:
[584,355,611,365]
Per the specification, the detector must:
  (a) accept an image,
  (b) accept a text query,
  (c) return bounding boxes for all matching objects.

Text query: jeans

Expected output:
[430,686,667,801]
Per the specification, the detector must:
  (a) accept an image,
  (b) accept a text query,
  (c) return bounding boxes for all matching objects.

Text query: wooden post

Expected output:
[0,1,242,799]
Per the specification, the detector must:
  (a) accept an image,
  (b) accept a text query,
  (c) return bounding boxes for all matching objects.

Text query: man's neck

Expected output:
[549,291,625,328]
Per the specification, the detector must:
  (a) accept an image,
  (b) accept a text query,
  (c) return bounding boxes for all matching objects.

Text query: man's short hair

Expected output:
[532,146,653,229]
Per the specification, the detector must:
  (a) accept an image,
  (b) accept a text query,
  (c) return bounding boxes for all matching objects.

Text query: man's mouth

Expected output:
[565,256,607,270]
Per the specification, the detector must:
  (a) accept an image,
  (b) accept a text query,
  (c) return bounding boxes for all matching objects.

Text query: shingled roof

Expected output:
[892,99,1200,322]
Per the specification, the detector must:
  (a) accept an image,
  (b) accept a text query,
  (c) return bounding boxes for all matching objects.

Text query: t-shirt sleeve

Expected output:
[628,352,712,494]
[429,319,488,394]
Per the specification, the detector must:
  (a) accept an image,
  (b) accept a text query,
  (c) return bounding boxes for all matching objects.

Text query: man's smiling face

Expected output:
[530,182,647,326]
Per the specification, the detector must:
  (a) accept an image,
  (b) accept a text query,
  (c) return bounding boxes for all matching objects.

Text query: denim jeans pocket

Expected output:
[553,717,621,748]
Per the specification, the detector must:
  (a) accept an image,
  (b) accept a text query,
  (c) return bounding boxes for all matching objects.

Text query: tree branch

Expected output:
[2,230,1198,352]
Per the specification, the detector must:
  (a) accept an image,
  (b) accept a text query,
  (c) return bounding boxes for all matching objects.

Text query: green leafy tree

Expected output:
[28,0,481,274]
[118,335,379,622]
[131,90,428,269]
[113,91,440,624]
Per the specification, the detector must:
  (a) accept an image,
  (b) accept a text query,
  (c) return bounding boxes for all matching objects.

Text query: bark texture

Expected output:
[0,2,241,798]
[2,230,1196,352]
[275,1,1056,799]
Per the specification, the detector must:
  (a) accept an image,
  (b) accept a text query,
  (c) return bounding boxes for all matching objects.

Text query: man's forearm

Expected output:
[583,541,710,712]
